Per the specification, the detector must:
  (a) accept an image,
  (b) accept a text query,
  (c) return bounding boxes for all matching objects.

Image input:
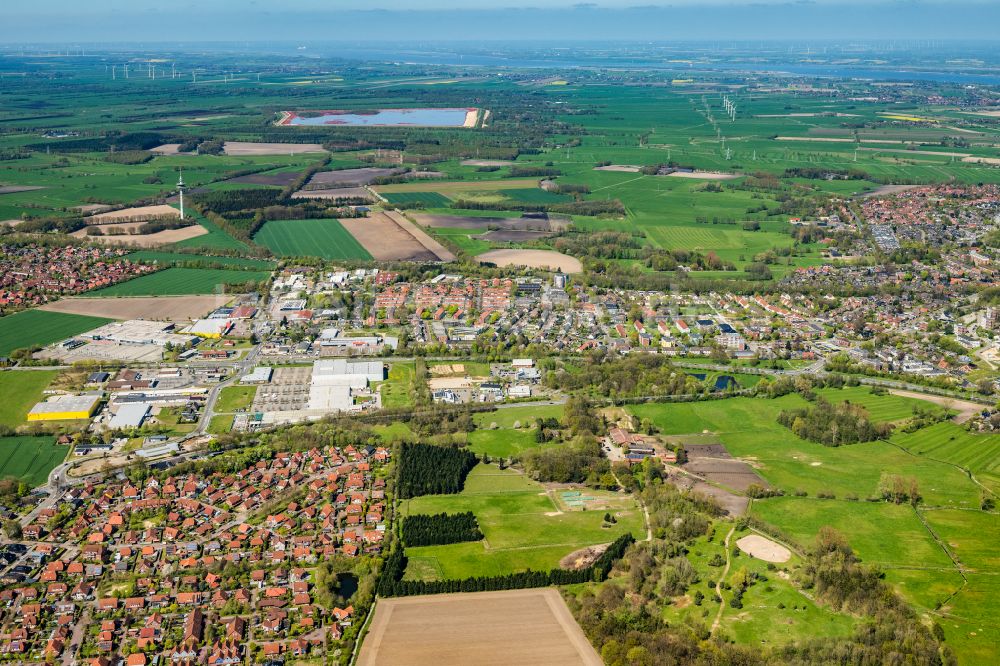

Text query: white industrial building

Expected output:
[108,402,151,429]
[306,360,384,411]
[81,320,197,348]
[240,367,274,384]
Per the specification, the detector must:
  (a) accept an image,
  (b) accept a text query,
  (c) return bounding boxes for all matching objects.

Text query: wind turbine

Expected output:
[177,170,186,220]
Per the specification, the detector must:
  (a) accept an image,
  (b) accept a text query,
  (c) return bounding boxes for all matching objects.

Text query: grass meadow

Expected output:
[0,310,112,356]
[0,436,66,487]
[0,371,61,427]
[86,267,271,296]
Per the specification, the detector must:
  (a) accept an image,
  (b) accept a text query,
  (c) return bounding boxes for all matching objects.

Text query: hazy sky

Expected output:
[4,1,999,43]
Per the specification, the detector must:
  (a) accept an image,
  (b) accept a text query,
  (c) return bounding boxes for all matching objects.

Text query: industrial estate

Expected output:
[0,35,998,666]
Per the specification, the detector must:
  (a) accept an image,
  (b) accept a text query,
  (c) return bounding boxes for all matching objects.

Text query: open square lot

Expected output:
[357,588,602,666]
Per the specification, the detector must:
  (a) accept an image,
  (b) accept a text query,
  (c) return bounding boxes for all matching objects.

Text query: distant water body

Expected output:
[285,108,470,127]
[312,46,1000,85]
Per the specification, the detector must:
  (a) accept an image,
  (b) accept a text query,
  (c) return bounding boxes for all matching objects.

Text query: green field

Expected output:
[891,422,1000,494]
[215,385,257,413]
[86,267,271,297]
[253,218,373,260]
[207,414,234,435]
[628,392,978,507]
[0,309,112,356]
[380,363,415,409]
[0,370,60,427]
[380,192,452,207]
[473,404,564,429]
[123,250,276,270]
[401,463,642,579]
[0,436,66,487]
[504,188,572,203]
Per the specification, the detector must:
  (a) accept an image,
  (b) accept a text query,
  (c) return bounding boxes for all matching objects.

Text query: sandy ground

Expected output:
[357,589,602,666]
[888,390,985,424]
[477,249,582,273]
[87,205,181,223]
[667,171,740,180]
[39,295,232,321]
[464,109,480,128]
[428,376,481,390]
[341,212,454,262]
[223,141,327,156]
[861,184,923,198]
[0,185,45,195]
[461,159,514,167]
[560,543,609,570]
[429,364,466,375]
[1,220,21,227]
[962,156,1000,165]
[150,144,181,155]
[72,225,207,247]
[594,165,642,172]
[736,534,791,563]
[373,178,541,194]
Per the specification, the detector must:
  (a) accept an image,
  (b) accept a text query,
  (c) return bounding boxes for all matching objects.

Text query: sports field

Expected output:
[400,463,641,580]
[0,371,60,428]
[0,309,112,356]
[0,436,65,487]
[253,218,372,260]
[86,268,271,297]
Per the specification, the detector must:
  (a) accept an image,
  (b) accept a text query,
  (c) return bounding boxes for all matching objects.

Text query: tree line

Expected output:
[377,533,635,598]
[401,512,483,547]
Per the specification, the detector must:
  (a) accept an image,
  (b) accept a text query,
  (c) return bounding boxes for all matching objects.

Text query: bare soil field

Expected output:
[291,187,374,202]
[736,534,791,563]
[340,212,455,262]
[0,185,45,195]
[150,144,182,155]
[477,249,582,273]
[861,184,923,198]
[411,213,560,231]
[666,171,741,180]
[86,205,181,224]
[374,178,541,194]
[682,443,769,493]
[594,164,642,173]
[461,159,515,167]
[307,167,404,188]
[223,142,327,156]
[357,589,602,666]
[226,171,303,186]
[962,156,1000,165]
[72,225,207,247]
[39,295,231,321]
[74,204,113,214]
[560,543,609,570]
[477,229,555,242]
[666,467,749,516]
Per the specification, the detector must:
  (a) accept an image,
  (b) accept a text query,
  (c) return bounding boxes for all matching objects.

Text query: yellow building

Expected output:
[27,394,101,421]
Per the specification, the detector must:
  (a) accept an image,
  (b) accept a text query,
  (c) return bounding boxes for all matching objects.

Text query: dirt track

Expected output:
[888,390,984,424]
[357,589,602,666]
